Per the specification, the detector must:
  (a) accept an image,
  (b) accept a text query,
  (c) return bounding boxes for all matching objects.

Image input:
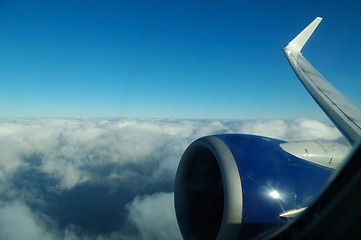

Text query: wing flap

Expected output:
[283,18,361,145]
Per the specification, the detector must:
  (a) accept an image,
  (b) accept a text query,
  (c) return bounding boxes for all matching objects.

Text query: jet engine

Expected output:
[174,134,341,240]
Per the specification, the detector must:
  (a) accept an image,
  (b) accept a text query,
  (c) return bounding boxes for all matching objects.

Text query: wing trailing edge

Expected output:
[283,17,361,145]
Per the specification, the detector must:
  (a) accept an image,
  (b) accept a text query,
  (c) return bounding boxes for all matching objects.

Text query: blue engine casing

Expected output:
[174,134,334,240]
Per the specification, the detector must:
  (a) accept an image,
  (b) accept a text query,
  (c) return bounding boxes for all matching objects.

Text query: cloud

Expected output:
[238,118,343,142]
[0,118,346,239]
[0,201,55,240]
[126,192,182,240]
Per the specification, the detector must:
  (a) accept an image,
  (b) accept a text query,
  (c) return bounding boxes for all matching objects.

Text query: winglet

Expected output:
[282,17,361,144]
[284,17,322,53]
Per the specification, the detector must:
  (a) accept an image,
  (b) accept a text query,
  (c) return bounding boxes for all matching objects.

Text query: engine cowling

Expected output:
[174,134,335,240]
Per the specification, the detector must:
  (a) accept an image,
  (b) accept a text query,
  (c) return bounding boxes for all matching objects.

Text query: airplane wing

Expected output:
[282,17,361,145]
[175,18,359,240]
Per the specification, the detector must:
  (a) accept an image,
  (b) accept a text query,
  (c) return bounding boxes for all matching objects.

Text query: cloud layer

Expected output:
[0,118,345,239]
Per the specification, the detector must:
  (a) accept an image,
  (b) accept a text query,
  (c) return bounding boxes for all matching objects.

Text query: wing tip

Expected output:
[284,17,323,53]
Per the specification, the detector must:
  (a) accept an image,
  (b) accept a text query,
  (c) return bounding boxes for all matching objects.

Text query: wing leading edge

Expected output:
[283,17,361,145]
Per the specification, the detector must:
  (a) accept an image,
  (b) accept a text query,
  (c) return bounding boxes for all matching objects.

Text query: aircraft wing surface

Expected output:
[283,17,361,145]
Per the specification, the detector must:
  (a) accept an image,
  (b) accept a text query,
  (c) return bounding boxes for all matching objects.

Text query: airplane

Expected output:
[174,17,361,240]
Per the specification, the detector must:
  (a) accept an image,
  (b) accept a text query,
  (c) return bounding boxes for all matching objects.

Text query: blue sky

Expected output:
[0,0,360,120]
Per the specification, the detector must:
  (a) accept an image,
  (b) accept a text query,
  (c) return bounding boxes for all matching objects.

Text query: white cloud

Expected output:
[238,118,343,142]
[0,201,55,240]
[126,192,182,240]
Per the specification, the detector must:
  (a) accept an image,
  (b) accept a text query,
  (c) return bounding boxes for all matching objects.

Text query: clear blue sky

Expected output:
[0,0,360,120]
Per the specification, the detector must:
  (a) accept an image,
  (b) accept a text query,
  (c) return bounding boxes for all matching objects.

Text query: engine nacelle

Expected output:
[175,134,336,240]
